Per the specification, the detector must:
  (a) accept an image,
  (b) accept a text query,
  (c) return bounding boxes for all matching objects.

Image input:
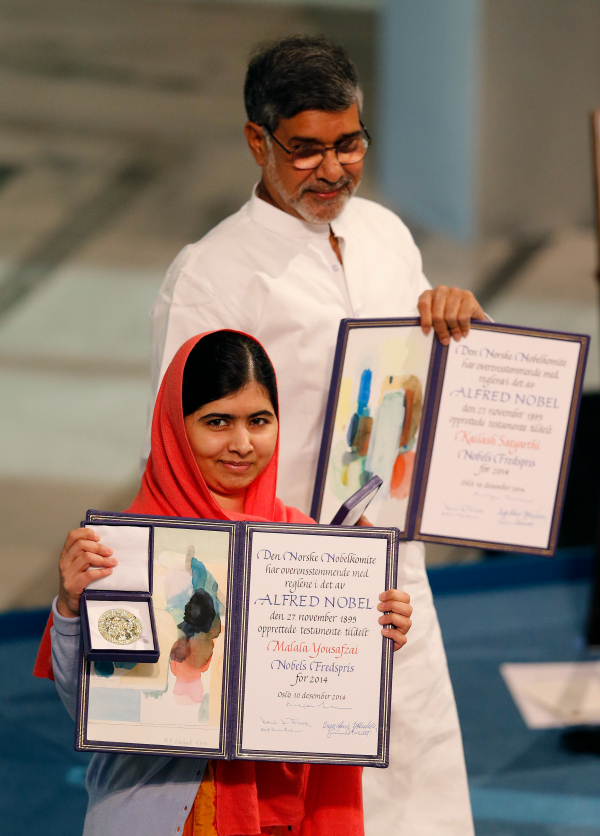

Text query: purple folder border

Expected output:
[412,320,590,555]
[310,318,436,535]
[232,522,398,767]
[75,511,398,767]
[310,317,589,556]
[76,510,238,761]
[330,474,383,526]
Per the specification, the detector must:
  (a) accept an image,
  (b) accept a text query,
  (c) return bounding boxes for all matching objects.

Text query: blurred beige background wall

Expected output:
[0,0,598,613]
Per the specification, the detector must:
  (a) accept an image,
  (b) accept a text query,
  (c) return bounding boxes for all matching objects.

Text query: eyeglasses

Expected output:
[266,121,372,170]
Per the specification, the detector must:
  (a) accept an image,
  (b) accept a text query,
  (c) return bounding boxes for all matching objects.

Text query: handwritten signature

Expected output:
[323,720,376,738]
[441,502,482,519]
[498,507,545,526]
[260,717,312,733]
[286,700,352,711]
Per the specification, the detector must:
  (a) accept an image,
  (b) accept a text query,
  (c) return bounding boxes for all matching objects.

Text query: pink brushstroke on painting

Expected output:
[170,588,222,704]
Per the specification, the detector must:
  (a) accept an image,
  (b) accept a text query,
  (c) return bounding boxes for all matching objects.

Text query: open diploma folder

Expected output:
[311,319,589,556]
[76,510,398,767]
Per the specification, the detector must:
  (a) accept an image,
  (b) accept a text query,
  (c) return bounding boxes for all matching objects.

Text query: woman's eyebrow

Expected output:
[200,412,235,420]
[200,410,275,420]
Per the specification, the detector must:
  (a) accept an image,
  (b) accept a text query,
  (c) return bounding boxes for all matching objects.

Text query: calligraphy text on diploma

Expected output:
[419,330,582,549]
[240,532,388,757]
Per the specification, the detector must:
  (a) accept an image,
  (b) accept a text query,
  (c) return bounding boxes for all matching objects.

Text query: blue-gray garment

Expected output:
[50,599,207,836]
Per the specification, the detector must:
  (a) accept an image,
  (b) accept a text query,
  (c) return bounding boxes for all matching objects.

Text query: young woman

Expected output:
[34,330,412,836]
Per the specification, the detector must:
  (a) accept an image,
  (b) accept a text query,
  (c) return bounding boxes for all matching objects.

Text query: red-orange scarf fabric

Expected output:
[34,331,363,836]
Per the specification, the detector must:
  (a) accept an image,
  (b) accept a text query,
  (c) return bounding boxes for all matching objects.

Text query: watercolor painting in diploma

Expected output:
[84,525,231,753]
[313,320,433,532]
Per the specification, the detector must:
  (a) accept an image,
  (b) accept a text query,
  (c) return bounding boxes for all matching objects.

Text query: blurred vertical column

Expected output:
[378,0,600,242]
[378,0,480,241]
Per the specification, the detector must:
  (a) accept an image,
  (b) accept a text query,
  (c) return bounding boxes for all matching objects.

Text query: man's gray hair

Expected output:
[244,35,363,133]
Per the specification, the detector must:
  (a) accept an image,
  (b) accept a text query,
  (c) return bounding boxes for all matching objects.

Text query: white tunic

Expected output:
[148,189,474,835]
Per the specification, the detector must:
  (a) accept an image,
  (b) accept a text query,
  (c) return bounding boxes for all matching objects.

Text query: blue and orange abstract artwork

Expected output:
[86,526,230,750]
[317,324,433,530]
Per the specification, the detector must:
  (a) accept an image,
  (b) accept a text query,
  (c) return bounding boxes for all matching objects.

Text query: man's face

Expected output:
[246,103,364,224]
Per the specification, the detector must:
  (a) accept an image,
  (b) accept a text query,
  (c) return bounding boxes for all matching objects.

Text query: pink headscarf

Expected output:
[35,331,363,836]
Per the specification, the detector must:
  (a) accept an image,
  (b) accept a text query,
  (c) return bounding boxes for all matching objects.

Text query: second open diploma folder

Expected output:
[76,510,398,767]
[311,318,589,556]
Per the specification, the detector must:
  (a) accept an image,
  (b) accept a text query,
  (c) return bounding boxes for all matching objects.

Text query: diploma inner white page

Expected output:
[418,329,582,549]
[240,531,388,758]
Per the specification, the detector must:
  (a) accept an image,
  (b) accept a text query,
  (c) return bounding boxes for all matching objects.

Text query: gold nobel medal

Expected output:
[98,609,143,645]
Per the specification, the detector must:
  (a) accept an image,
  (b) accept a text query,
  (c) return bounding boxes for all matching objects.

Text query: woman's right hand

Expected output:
[57,528,116,618]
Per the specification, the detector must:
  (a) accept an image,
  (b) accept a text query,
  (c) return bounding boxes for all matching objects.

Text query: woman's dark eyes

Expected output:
[205,417,269,427]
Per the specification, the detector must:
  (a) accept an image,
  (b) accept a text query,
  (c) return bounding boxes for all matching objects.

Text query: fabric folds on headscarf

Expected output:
[34,331,363,836]
[128,332,306,525]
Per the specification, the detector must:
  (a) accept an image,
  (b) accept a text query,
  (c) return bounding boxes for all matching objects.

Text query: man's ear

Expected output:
[245,122,267,166]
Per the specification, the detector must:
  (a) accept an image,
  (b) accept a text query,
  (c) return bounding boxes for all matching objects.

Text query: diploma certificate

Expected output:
[76,512,397,766]
[312,320,588,555]
[415,324,586,551]
[237,527,391,762]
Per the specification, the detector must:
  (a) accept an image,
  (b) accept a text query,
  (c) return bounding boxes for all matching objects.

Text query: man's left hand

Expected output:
[418,286,486,346]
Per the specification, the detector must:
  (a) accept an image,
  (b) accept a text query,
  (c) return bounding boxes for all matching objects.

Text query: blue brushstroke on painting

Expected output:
[165,577,195,625]
[347,369,372,448]
[192,558,222,615]
[93,661,137,679]
[357,368,372,415]
[94,662,115,678]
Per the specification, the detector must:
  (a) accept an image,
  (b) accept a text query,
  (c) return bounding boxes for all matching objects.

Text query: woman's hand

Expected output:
[355,518,412,649]
[57,528,116,618]
[377,589,412,651]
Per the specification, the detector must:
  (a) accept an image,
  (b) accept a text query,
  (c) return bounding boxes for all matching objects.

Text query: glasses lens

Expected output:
[290,137,370,170]
[292,146,325,170]
[337,137,368,165]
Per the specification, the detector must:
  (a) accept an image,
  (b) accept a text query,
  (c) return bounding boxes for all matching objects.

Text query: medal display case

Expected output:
[330,475,383,526]
[80,522,159,663]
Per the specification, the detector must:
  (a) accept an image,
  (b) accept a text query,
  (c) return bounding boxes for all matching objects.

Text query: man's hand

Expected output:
[418,286,486,346]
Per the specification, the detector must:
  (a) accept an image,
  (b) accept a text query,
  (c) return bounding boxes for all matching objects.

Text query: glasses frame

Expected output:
[266,121,372,170]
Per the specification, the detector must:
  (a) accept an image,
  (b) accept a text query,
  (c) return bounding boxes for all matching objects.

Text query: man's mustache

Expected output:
[300,176,353,195]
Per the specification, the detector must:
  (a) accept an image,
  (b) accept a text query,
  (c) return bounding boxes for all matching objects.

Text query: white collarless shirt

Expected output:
[149,187,430,513]
[144,189,474,836]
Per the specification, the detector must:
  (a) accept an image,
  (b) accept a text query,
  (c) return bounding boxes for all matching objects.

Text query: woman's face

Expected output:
[184,381,278,509]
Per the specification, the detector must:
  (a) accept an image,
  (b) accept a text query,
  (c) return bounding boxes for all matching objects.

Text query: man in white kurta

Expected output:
[149,189,474,834]
[148,35,478,836]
